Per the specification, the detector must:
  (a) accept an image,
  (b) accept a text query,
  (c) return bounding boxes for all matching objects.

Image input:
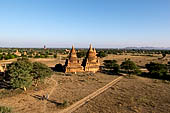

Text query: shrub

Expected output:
[0,54,3,60]
[6,58,53,90]
[0,106,12,113]
[168,62,170,73]
[62,100,68,107]
[7,58,33,90]
[103,60,120,74]
[97,51,107,58]
[121,59,140,75]
[77,51,86,58]
[146,62,168,79]
[40,55,45,58]
[4,54,16,60]
[31,62,53,81]
[34,55,40,58]
[54,54,57,58]
[4,55,10,60]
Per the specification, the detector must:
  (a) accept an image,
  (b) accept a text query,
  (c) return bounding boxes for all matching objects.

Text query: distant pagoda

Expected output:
[64,45,84,73]
[82,44,100,73]
[14,49,21,57]
[44,45,47,50]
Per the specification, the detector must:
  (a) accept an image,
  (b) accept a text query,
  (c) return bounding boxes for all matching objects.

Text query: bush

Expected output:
[62,100,68,107]
[77,51,86,58]
[6,58,53,90]
[31,62,53,81]
[5,54,15,60]
[0,54,3,60]
[7,58,33,90]
[161,52,167,58]
[34,55,40,58]
[167,62,170,73]
[146,62,168,79]
[121,59,140,75]
[97,51,107,58]
[0,106,12,113]
[40,55,45,58]
[103,60,120,74]
[54,54,57,58]
[4,55,10,60]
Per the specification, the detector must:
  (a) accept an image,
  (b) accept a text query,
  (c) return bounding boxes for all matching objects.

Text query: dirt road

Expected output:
[59,76,123,113]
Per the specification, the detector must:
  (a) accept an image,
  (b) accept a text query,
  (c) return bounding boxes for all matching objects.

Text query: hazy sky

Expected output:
[0,0,170,48]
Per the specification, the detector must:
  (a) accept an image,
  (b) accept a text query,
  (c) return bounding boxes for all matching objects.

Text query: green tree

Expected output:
[77,51,86,58]
[162,53,166,58]
[9,54,15,59]
[4,55,10,60]
[103,60,120,74]
[0,54,3,60]
[34,55,40,58]
[168,62,170,73]
[6,58,53,90]
[7,58,33,90]
[121,59,139,75]
[146,62,168,79]
[31,62,53,83]
[40,55,45,58]
[44,54,49,58]
[53,54,57,58]
[97,51,107,58]
[0,106,12,113]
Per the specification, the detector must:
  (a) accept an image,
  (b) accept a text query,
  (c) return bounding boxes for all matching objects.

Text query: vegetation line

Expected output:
[59,76,123,113]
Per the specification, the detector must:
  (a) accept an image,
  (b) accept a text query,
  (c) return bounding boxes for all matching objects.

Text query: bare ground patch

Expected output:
[45,73,118,113]
[0,73,118,113]
[75,76,170,113]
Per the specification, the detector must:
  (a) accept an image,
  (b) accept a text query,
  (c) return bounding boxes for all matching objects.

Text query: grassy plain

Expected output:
[0,53,170,113]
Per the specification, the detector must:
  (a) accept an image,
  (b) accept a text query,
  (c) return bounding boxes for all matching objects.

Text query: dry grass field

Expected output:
[102,54,170,67]
[74,76,170,113]
[0,54,170,113]
[0,73,118,113]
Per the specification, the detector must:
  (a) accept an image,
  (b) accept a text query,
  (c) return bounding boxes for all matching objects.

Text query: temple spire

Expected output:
[93,48,96,55]
[89,44,93,51]
[71,45,76,53]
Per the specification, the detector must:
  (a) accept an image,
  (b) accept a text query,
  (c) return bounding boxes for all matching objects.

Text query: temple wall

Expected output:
[65,67,84,73]
[85,67,99,72]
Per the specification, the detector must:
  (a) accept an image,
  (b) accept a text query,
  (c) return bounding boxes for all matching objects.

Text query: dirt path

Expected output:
[0,73,119,113]
[58,76,123,113]
[43,76,58,112]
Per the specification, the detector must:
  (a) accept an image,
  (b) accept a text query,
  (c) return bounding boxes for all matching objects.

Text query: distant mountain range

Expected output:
[124,47,170,50]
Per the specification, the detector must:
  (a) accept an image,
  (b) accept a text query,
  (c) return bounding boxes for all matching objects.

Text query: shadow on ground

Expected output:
[32,95,64,107]
[138,72,170,81]
[100,70,122,76]
[0,73,11,89]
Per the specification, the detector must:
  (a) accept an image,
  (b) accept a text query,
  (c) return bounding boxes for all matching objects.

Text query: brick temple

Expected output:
[64,44,100,73]
[83,44,100,73]
[64,45,84,73]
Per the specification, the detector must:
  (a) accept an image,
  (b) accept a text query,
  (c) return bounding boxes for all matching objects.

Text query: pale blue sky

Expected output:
[0,0,170,48]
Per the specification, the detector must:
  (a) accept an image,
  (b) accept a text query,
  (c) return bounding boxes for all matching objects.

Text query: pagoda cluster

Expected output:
[64,44,100,73]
